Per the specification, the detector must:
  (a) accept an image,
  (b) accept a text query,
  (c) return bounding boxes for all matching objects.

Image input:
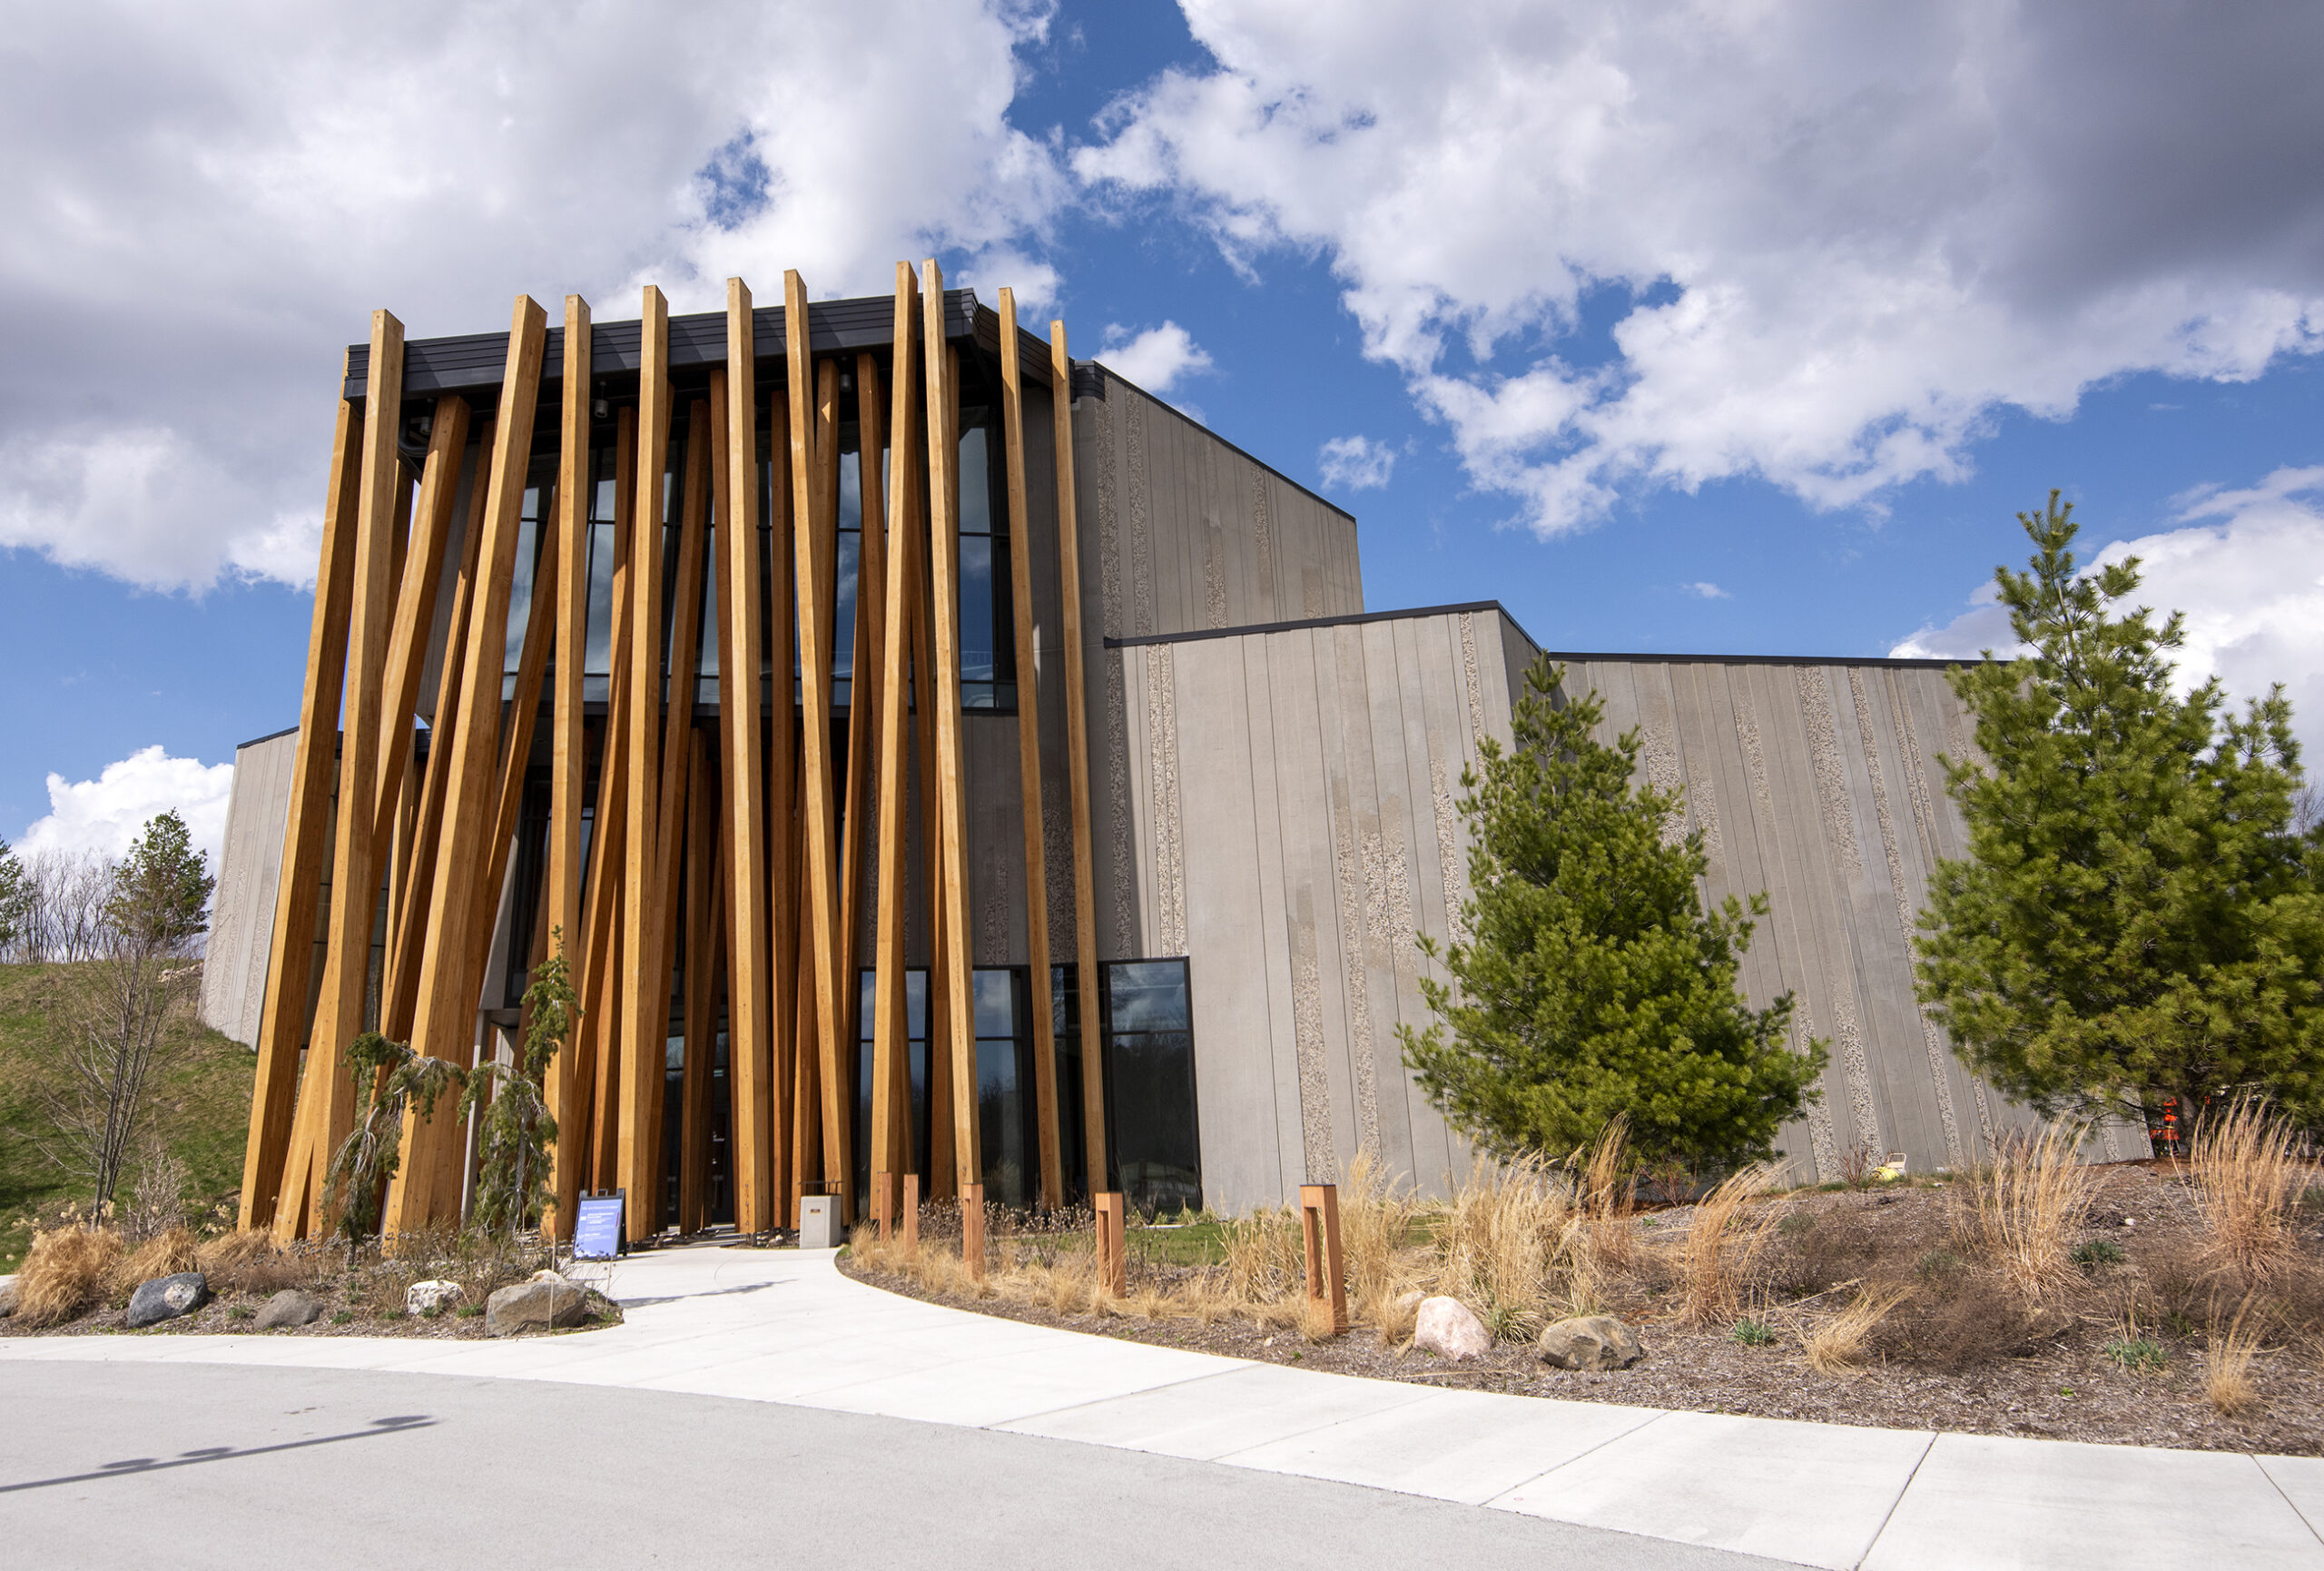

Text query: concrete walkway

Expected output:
[5,1246,2319,1568]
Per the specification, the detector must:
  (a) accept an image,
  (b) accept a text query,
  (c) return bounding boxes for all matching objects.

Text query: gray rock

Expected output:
[0,1278,18,1319]
[1537,1313,1644,1371]
[486,1278,591,1337]
[254,1289,323,1329]
[1414,1295,1493,1360]
[406,1279,463,1316]
[126,1272,209,1329]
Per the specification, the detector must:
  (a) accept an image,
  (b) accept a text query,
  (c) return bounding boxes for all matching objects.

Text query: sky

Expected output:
[5,0,2322,875]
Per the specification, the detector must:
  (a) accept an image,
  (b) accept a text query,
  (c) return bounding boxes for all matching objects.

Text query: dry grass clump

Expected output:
[195,1230,313,1296]
[1434,1153,1574,1340]
[1576,1115,1638,1273]
[1963,1124,2099,1300]
[1223,1206,1305,1303]
[1339,1151,1423,1341]
[108,1226,201,1302]
[2189,1095,2310,1280]
[2206,1299,2264,1417]
[1672,1163,1785,1326]
[16,1226,123,1328]
[1803,1287,1909,1374]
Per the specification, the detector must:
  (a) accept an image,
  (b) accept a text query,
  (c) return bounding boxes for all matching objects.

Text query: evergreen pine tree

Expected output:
[1916,493,2324,1131]
[1399,657,1827,1170]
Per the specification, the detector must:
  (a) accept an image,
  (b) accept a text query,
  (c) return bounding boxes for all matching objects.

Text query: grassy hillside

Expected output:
[0,963,253,1272]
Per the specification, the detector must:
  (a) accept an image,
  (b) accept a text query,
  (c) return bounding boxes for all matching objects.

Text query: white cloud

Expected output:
[0,1,1065,593]
[1685,582,1730,600]
[1894,469,2324,756]
[1076,3,2324,536]
[1098,321,1215,392]
[1317,434,1394,492]
[17,746,236,873]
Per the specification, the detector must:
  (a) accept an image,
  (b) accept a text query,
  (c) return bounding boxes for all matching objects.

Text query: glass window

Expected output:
[1102,959,1201,1215]
[955,413,1015,713]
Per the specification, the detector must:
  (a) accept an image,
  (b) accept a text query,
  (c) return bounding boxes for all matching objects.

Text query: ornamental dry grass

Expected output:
[2189,1095,2311,1281]
[1671,1163,1786,1326]
[1803,1286,1912,1374]
[15,1225,123,1328]
[1433,1152,1576,1340]
[1963,1124,2099,1300]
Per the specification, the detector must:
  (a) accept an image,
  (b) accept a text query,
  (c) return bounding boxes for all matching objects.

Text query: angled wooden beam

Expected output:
[566,409,636,1217]
[836,351,885,1196]
[718,277,775,1235]
[384,293,548,1234]
[765,379,799,1221]
[617,285,673,1243]
[922,262,979,1203]
[786,271,851,1216]
[1049,319,1108,1195]
[372,398,471,853]
[1000,288,1062,1210]
[544,293,593,1233]
[912,479,954,1199]
[679,726,720,1234]
[871,272,922,1190]
[286,308,406,1239]
[381,426,494,1042]
[240,363,363,1231]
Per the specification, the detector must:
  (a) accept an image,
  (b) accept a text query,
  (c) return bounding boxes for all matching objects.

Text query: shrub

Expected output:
[2073,1238,2125,1270]
[2189,1095,2309,1280]
[1731,1316,1776,1347]
[15,1226,123,1327]
[1963,1125,2099,1300]
[196,1230,310,1296]
[1672,1164,1784,1326]
[2103,1335,2167,1373]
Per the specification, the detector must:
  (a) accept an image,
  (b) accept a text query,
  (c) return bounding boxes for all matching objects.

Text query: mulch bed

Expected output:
[2,1278,621,1341]
[842,1166,2324,1457]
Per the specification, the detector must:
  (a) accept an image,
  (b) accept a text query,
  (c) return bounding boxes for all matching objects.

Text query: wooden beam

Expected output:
[567,410,636,1216]
[765,378,798,1221]
[371,398,471,853]
[912,480,953,1199]
[384,293,548,1235]
[1000,289,1063,1210]
[921,262,980,1202]
[240,366,363,1232]
[679,726,720,1234]
[836,350,885,1199]
[870,268,922,1188]
[545,293,593,1234]
[617,285,672,1243]
[381,427,495,1042]
[717,278,775,1235]
[1049,319,1108,1194]
[290,307,407,1238]
[787,272,851,1216]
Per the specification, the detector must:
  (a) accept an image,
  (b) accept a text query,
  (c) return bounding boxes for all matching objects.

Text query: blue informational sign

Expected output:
[573,1193,625,1260]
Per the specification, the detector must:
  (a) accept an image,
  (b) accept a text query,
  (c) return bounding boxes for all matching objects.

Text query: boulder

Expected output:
[254,1289,324,1329]
[126,1272,209,1329]
[1537,1313,1644,1371]
[1413,1295,1493,1360]
[529,1269,570,1284]
[487,1278,591,1336]
[0,1279,18,1319]
[406,1280,464,1316]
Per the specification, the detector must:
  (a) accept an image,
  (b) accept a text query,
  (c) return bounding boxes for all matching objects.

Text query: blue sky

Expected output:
[5,0,2322,866]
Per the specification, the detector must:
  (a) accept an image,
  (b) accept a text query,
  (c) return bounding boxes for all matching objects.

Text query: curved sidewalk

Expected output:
[5,1246,2319,1569]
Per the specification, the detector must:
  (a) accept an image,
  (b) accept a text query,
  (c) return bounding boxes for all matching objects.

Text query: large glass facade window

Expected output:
[956,412,1014,712]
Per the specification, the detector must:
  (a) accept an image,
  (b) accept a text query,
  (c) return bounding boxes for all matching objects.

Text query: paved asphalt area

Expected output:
[2,1361,1792,1570]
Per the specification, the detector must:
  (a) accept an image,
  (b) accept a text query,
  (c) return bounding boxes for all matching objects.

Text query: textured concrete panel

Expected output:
[200,728,300,1047]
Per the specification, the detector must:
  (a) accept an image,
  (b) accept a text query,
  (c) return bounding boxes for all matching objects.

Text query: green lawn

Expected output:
[0,963,253,1271]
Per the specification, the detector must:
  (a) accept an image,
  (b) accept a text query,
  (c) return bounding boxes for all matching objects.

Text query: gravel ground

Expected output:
[844,1166,2324,1457]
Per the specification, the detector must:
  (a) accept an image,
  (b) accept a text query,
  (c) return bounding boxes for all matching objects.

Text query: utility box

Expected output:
[799,1195,842,1250]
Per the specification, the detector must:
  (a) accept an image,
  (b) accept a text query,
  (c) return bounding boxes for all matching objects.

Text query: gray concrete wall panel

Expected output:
[201,728,301,1047]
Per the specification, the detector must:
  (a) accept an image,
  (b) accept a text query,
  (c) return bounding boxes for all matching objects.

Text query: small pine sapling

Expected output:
[324,1032,466,1264]
[460,929,579,1237]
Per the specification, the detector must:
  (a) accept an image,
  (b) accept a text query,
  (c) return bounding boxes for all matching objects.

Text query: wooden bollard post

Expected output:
[901,1172,920,1251]
[1299,1183,1348,1336]
[961,1181,986,1280]
[1094,1191,1128,1299]
[872,1171,895,1240]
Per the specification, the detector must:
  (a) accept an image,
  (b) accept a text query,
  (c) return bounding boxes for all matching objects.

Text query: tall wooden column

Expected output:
[999,289,1063,1210]
[921,262,980,1204]
[239,362,362,1231]
[617,287,672,1241]
[544,293,593,1238]
[384,294,548,1234]
[283,309,406,1239]
[717,278,775,1235]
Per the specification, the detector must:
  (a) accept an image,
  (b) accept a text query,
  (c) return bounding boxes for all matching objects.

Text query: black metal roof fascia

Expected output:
[968,301,1061,391]
[1078,361,1355,526]
[1105,600,1977,671]
[345,289,993,403]
[234,722,303,752]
